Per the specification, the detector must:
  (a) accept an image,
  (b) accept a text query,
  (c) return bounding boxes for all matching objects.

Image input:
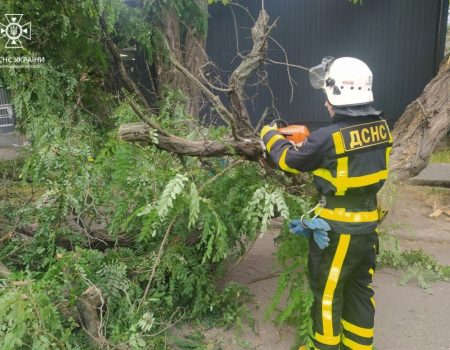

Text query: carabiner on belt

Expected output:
[300,197,326,228]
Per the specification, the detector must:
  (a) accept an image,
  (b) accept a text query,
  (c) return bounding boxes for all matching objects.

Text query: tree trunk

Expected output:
[155,1,208,117]
[181,0,208,117]
[389,53,450,181]
[75,286,122,350]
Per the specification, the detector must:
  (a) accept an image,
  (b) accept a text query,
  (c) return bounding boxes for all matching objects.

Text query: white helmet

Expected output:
[309,57,373,107]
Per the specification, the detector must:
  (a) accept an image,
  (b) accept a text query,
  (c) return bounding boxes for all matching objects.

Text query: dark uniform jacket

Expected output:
[262,113,393,235]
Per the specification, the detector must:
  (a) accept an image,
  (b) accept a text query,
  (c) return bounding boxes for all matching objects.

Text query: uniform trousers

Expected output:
[308,231,379,350]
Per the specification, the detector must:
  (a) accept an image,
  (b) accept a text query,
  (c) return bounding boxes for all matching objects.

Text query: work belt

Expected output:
[322,194,377,211]
[314,194,379,223]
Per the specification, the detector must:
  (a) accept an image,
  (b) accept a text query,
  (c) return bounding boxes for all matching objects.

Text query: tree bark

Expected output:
[17,222,133,250]
[76,286,111,350]
[119,122,262,159]
[156,2,208,117]
[114,7,276,151]
[389,53,450,181]
[227,9,271,137]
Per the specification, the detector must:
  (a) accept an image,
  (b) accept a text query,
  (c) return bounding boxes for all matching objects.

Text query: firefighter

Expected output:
[260,57,392,350]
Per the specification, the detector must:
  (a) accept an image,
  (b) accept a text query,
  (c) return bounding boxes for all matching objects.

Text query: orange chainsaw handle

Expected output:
[270,119,309,144]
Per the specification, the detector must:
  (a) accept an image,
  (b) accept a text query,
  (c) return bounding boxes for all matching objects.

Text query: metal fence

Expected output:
[0,104,15,133]
[0,87,9,105]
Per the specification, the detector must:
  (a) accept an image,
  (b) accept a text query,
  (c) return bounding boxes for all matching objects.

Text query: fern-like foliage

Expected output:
[266,226,313,346]
[157,174,188,219]
[188,183,200,229]
[244,186,290,237]
[137,312,155,333]
[199,203,229,264]
[0,283,72,350]
[137,174,189,240]
[97,259,131,300]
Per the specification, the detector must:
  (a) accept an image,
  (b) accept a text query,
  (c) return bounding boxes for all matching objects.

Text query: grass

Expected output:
[430,149,450,163]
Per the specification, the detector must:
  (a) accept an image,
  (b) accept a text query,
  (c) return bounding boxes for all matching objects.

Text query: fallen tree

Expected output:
[1,1,449,348]
[112,5,450,183]
[111,5,272,157]
[389,53,450,181]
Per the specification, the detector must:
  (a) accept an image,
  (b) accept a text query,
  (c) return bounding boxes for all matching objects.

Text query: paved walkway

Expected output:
[410,163,450,188]
[0,132,23,160]
[0,132,20,147]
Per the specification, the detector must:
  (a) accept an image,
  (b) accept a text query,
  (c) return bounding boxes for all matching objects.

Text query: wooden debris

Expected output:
[429,208,443,218]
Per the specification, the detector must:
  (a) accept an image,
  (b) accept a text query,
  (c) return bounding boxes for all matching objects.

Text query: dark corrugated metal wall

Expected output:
[207,0,448,128]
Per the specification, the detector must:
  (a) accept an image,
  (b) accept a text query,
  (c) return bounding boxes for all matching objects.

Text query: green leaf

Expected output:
[189,183,200,228]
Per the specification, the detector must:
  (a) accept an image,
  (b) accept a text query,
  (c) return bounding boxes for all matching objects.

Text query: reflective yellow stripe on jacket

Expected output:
[313,131,391,196]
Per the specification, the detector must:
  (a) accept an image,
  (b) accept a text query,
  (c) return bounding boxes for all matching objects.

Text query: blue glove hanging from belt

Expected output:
[289,218,331,249]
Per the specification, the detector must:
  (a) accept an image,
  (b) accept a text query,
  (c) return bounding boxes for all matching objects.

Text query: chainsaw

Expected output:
[270,119,310,145]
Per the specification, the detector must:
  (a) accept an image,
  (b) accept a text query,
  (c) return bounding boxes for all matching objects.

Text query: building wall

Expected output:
[207,0,449,128]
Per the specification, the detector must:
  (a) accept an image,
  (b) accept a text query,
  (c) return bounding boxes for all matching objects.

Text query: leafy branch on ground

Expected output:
[377,230,450,290]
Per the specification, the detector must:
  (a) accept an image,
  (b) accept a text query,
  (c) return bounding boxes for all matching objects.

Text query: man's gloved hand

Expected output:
[289,218,331,249]
[260,124,277,138]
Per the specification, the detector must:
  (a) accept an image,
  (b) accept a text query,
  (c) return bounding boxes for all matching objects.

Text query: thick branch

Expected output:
[99,17,152,112]
[390,53,450,181]
[17,223,133,250]
[128,99,169,136]
[228,9,274,137]
[119,122,263,159]
[166,42,242,140]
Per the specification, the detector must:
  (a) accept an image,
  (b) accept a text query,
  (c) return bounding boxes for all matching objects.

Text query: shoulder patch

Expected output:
[339,120,391,152]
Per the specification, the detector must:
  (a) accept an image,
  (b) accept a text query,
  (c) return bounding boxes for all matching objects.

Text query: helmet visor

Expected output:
[309,56,334,89]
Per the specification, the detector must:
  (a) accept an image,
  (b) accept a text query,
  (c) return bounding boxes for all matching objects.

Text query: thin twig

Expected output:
[231,3,256,23]
[198,69,232,93]
[265,58,310,72]
[267,36,303,103]
[253,107,270,136]
[127,98,169,136]
[229,6,244,59]
[99,13,155,115]
[164,39,242,141]
[224,237,258,278]
[248,272,281,284]
[138,218,176,311]
[145,308,186,337]
[199,158,245,192]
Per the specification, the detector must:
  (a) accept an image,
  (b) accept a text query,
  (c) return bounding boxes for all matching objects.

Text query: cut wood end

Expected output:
[429,208,443,218]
